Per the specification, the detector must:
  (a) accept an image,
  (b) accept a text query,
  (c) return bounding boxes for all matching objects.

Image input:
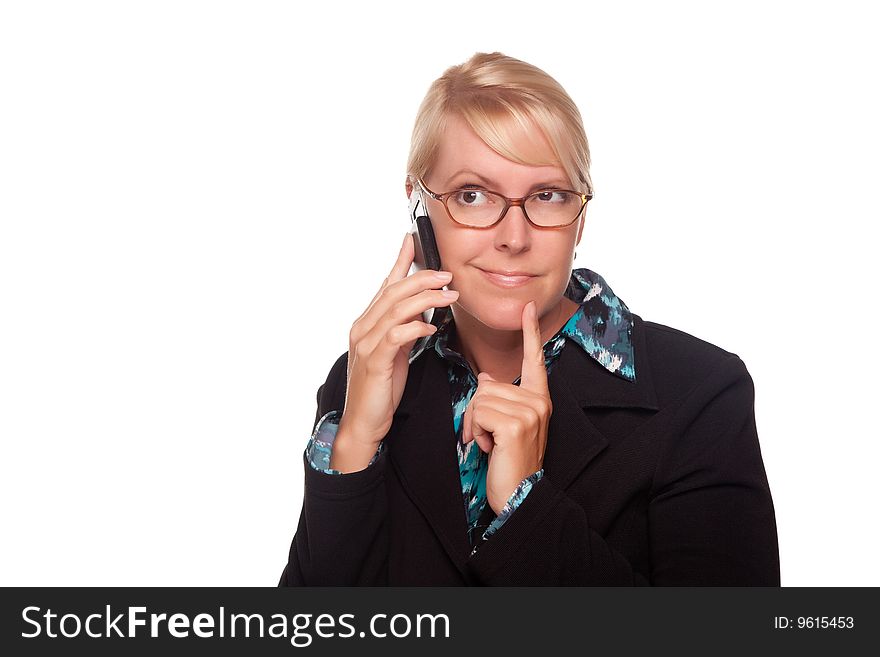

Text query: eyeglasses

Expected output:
[415,177,592,229]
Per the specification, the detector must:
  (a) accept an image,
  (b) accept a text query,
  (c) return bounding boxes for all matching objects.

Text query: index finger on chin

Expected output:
[520,301,548,393]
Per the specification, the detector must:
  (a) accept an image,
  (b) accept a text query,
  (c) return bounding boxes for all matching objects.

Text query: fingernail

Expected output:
[441,290,458,299]
[434,270,452,281]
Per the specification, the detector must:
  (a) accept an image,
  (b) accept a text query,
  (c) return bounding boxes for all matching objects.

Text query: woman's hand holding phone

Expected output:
[329,233,458,473]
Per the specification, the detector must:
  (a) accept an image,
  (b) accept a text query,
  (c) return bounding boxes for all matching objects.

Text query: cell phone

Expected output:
[408,187,449,328]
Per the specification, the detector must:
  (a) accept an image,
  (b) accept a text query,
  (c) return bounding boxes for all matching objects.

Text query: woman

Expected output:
[279,52,780,585]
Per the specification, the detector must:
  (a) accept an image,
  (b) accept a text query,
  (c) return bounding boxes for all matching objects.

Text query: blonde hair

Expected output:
[407,52,593,195]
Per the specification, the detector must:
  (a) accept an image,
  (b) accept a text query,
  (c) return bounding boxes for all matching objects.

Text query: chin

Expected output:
[458,297,531,331]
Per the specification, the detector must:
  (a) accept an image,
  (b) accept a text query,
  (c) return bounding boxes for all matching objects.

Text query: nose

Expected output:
[492,204,531,254]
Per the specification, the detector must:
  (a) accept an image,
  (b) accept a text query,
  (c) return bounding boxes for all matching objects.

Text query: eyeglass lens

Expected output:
[446,189,582,227]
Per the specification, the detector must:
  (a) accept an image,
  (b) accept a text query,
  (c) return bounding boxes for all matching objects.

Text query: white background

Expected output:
[1,0,877,586]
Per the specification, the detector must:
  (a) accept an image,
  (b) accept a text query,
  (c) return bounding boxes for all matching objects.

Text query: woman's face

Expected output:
[415,114,585,332]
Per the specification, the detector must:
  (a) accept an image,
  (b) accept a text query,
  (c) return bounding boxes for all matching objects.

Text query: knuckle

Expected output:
[520,409,539,433]
[353,343,369,362]
[386,325,403,343]
[538,398,552,417]
[349,324,362,343]
[389,303,405,321]
[533,408,544,429]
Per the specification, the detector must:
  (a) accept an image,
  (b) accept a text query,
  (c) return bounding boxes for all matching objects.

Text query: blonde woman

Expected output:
[279,52,779,586]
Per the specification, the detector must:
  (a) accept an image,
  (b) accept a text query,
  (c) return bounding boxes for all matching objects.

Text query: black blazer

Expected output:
[279,314,780,586]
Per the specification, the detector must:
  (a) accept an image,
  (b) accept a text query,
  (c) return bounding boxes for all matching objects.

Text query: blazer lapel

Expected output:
[543,313,660,490]
[387,349,473,575]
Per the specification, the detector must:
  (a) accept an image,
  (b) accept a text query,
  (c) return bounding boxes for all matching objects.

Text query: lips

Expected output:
[478,267,536,288]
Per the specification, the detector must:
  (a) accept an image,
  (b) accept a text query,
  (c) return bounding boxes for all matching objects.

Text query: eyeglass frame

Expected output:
[414,177,593,230]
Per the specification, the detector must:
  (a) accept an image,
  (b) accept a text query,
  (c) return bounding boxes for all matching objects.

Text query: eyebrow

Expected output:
[445,169,571,191]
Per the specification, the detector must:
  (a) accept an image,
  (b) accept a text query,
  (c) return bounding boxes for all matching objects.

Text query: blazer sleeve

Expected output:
[278,353,390,586]
[464,355,780,586]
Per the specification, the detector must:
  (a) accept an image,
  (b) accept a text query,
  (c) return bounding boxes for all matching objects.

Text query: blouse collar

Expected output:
[409,267,637,383]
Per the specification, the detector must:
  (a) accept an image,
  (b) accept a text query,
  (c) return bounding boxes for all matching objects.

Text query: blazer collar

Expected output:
[390,312,659,577]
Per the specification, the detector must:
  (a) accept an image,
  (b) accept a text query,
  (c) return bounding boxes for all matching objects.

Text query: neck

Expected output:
[450,296,579,383]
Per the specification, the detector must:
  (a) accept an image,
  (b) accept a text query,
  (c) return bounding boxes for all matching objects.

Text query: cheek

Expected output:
[433,228,483,272]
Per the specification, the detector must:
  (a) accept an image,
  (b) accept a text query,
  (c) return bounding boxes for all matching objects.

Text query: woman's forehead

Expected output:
[445,113,555,157]
[433,114,565,186]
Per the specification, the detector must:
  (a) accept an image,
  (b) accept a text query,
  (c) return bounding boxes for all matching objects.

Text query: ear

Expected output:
[405,178,414,199]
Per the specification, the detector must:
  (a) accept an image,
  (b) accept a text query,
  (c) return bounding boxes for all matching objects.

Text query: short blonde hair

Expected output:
[407,52,593,195]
